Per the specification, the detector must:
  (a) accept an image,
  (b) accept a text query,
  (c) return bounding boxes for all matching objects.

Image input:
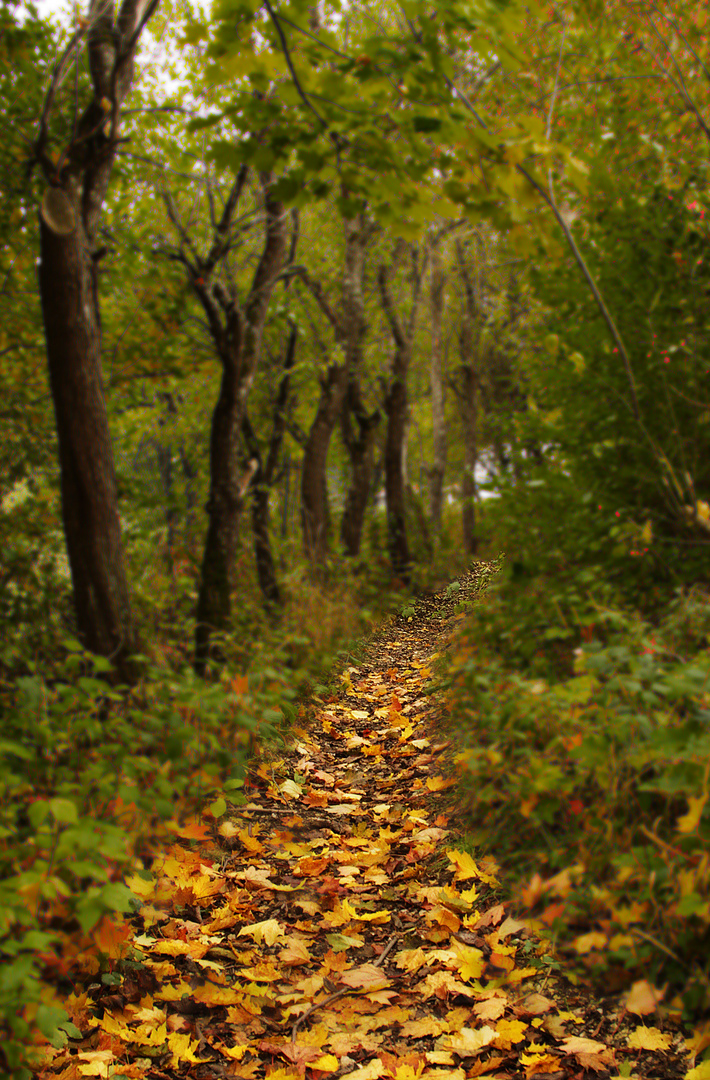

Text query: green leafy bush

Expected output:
[0,641,292,1075]
[447,575,710,1020]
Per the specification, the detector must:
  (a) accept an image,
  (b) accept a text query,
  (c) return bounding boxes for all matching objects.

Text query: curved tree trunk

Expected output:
[35,0,159,683]
[40,215,136,679]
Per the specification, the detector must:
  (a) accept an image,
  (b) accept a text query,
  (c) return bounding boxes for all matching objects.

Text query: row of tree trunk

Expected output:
[34,4,490,683]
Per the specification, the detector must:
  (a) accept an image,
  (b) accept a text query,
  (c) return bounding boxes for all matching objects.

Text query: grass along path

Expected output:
[38,572,692,1080]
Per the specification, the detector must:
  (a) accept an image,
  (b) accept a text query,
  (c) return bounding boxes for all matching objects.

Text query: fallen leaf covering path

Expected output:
[41,574,692,1080]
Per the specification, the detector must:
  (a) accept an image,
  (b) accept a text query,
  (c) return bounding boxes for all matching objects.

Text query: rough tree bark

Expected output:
[35,0,160,681]
[378,246,426,583]
[162,168,287,674]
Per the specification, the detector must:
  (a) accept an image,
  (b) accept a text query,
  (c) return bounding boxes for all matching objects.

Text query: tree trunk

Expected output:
[192,173,287,674]
[35,0,158,681]
[461,363,478,557]
[340,380,380,558]
[429,237,447,533]
[377,247,426,584]
[251,467,280,607]
[455,238,483,557]
[39,212,136,679]
[301,362,349,566]
[384,371,411,580]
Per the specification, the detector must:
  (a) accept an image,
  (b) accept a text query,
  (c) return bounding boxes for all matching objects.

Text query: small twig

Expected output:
[290,933,399,1042]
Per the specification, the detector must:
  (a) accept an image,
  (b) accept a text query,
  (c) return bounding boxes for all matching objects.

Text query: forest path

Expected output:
[58,572,690,1080]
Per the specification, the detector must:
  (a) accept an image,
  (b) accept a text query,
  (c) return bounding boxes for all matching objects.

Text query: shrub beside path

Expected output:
[39,573,692,1080]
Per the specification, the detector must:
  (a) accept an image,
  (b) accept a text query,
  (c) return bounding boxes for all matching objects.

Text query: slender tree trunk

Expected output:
[339,214,376,557]
[340,381,380,557]
[299,209,375,566]
[192,173,287,674]
[429,237,447,533]
[455,239,483,557]
[378,248,426,584]
[251,467,280,606]
[39,214,136,678]
[301,362,349,566]
[384,370,411,580]
[461,363,478,556]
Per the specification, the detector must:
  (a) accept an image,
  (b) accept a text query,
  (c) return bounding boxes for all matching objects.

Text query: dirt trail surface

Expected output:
[42,573,691,1080]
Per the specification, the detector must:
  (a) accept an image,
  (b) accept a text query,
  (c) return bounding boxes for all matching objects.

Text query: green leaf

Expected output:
[210,796,227,818]
[49,798,78,825]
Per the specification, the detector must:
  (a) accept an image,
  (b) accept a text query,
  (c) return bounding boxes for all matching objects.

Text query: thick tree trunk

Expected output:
[301,362,349,566]
[384,372,411,580]
[35,0,158,681]
[39,204,136,681]
[429,238,447,533]
[194,349,253,672]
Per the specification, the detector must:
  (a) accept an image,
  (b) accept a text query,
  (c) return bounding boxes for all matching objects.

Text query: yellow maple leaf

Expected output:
[439,1025,497,1056]
[167,1032,208,1065]
[521,1050,563,1075]
[495,1018,528,1048]
[395,947,428,974]
[427,775,456,792]
[573,931,607,954]
[311,1054,340,1072]
[192,983,241,1006]
[446,849,480,880]
[451,941,485,982]
[626,1026,672,1051]
[125,873,156,901]
[238,918,286,946]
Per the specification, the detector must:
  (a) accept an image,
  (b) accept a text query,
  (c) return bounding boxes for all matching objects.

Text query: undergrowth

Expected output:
[446,495,710,1036]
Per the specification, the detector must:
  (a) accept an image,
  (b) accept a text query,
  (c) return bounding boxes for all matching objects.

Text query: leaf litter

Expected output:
[38,574,694,1080]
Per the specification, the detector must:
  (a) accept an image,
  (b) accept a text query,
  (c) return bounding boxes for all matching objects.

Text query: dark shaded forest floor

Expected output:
[39,573,692,1080]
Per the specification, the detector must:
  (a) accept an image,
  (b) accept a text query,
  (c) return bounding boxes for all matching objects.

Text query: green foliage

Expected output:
[447,562,710,1021]
[0,640,281,1071]
[526,178,710,544]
